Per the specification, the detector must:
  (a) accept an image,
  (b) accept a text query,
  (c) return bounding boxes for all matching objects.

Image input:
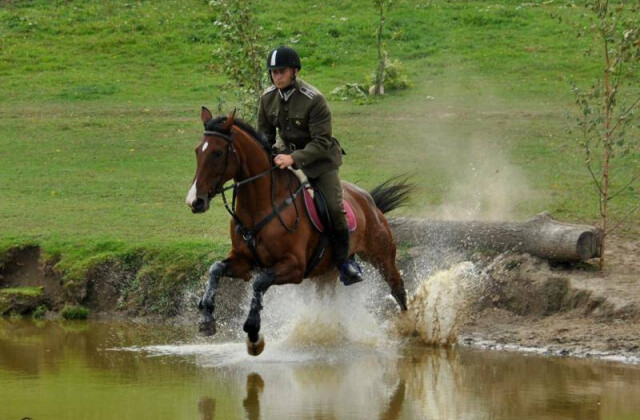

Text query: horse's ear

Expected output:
[221,108,236,131]
[201,106,213,125]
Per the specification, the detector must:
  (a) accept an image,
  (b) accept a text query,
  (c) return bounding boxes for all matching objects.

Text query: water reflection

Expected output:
[1,319,640,420]
[198,397,216,420]
[237,372,405,420]
[242,373,263,420]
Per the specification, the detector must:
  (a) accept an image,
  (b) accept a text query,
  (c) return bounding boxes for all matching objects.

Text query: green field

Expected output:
[1,0,638,309]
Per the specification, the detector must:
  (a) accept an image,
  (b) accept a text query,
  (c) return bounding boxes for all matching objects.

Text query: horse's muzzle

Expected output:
[191,197,208,213]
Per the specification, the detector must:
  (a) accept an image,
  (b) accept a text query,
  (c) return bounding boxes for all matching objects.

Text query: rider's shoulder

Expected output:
[261,85,277,96]
[297,80,323,101]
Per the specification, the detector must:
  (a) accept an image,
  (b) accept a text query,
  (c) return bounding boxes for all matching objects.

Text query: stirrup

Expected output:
[339,260,363,286]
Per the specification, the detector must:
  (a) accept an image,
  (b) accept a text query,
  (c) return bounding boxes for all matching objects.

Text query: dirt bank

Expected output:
[456,236,640,364]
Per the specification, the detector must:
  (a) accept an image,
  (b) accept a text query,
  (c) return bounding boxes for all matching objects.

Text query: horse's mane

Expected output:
[205,116,272,154]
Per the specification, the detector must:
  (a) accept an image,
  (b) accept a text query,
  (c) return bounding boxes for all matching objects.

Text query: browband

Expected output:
[203,130,232,141]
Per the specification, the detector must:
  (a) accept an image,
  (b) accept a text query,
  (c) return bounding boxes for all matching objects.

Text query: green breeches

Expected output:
[309,170,348,233]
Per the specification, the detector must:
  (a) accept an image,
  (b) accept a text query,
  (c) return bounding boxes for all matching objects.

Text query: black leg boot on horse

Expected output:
[198,260,228,336]
[243,271,274,356]
[333,226,363,286]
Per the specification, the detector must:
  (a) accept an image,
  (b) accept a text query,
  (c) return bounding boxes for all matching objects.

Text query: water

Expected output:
[2,318,640,420]
[2,264,640,420]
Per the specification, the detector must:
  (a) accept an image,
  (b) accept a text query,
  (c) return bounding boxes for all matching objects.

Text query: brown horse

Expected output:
[187,107,412,355]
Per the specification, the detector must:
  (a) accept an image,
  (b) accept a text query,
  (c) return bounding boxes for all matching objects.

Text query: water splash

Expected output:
[396,262,484,345]
[118,261,485,365]
[261,278,395,352]
[117,276,398,366]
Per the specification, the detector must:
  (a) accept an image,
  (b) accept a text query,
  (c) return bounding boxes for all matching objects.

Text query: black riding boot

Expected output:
[332,227,363,286]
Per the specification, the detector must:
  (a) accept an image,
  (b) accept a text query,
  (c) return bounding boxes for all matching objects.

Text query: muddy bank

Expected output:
[1,237,639,364]
[0,245,205,319]
[456,237,640,364]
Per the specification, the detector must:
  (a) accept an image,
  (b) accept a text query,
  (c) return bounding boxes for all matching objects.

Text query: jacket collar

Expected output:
[278,79,300,102]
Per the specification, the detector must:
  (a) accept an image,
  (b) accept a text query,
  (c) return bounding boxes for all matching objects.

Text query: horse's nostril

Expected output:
[192,198,205,212]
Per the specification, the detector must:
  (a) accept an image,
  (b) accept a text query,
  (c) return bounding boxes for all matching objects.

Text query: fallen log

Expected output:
[388,212,602,262]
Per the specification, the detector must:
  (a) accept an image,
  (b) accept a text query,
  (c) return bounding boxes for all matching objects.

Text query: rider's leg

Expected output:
[312,170,363,285]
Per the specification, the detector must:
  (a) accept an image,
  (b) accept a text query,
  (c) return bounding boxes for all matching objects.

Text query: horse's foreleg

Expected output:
[197,260,228,335]
[243,271,274,355]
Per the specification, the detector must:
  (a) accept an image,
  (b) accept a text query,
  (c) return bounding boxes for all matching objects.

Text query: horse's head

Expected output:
[186,107,238,213]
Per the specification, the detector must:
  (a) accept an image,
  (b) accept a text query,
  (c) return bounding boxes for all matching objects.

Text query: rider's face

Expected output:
[270,67,296,89]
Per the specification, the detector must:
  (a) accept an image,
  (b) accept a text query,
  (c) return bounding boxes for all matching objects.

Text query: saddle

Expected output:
[300,183,357,278]
[302,185,357,233]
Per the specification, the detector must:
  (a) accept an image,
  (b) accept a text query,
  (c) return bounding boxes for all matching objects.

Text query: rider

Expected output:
[257,45,363,285]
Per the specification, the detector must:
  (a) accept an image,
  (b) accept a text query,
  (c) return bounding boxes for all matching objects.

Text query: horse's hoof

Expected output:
[198,317,217,336]
[246,333,265,356]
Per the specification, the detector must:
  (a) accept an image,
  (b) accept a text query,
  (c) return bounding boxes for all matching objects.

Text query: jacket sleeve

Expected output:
[257,96,276,146]
[290,95,333,169]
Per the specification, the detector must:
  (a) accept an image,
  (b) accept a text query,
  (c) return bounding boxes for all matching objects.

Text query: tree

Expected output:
[371,0,393,96]
[210,0,267,124]
[571,0,640,269]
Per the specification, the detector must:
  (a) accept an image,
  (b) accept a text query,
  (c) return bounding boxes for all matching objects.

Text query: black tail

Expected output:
[370,175,415,214]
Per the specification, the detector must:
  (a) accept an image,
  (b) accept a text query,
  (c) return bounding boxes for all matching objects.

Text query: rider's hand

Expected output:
[274,154,294,169]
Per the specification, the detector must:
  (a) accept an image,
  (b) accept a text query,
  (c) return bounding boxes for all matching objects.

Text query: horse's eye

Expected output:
[213,150,224,158]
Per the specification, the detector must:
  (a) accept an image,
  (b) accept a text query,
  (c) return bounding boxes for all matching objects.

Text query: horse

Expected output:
[186,107,413,355]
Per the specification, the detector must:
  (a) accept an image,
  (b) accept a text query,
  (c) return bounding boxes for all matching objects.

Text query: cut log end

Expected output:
[577,231,601,261]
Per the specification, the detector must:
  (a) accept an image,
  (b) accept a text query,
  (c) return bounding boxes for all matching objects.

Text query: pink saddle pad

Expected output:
[303,187,357,233]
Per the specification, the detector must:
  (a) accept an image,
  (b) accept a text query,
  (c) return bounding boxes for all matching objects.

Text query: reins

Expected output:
[204,127,305,265]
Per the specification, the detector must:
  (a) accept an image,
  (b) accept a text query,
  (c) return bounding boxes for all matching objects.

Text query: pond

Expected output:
[1,319,640,420]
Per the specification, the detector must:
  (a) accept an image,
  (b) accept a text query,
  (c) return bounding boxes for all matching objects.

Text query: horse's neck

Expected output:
[233,135,294,220]
[236,168,296,218]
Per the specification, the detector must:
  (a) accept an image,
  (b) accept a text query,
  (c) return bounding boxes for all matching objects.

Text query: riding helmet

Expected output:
[266,46,301,70]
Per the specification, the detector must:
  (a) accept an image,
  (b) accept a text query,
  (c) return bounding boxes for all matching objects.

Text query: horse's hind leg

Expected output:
[361,234,408,311]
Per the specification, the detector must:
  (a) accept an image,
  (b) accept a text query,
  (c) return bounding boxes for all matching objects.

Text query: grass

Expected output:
[1,0,638,303]
[0,287,44,298]
[0,286,44,315]
[60,305,90,320]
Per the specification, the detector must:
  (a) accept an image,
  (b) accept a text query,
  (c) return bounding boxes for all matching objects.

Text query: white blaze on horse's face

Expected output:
[202,142,209,152]
[186,180,198,207]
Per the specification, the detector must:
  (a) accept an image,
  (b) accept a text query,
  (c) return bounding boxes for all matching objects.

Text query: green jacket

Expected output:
[258,78,343,178]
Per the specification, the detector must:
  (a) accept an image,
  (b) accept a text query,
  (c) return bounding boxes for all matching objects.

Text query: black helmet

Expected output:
[266,46,301,71]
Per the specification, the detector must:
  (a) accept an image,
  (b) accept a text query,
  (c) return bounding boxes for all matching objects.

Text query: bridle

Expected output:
[203,129,272,199]
[202,127,306,265]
